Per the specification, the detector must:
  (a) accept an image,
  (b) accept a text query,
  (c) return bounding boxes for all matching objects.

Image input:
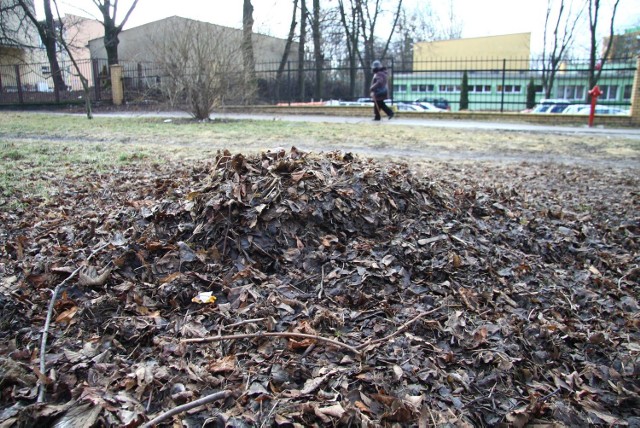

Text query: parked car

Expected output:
[531,99,571,113]
[396,103,425,112]
[561,104,630,115]
[414,102,448,112]
[355,97,393,105]
[415,97,450,110]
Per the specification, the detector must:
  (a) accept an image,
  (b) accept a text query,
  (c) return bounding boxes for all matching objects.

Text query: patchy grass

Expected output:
[1,111,638,206]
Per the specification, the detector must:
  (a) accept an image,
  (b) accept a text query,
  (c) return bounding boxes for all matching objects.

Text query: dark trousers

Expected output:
[373,99,394,119]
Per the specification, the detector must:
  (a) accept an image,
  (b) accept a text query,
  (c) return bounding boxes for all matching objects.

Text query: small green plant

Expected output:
[4,150,25,161]
[118,152,148,162]
[526,78,537,109]
[460,71,469,110]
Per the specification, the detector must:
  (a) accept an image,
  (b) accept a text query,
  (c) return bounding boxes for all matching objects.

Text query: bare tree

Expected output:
[587,0,621,95]
[150,18,243,120]
[389,7,416,70]
[337,0,362,98]
[49,1,93,118]
[356,0,403,95]
[438,0,462,40]
[91,0,139,66]
[540,0,585,98]
[275,0,298,100]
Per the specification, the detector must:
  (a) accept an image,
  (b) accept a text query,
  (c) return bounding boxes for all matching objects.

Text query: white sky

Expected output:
[45,0,640,55]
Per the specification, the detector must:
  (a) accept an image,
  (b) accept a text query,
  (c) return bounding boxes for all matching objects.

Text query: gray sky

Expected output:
[47,0,640,55]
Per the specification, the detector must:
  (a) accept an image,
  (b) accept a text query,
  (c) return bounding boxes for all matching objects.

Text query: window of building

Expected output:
[394,84,407,93]
[497,84,522,93]
[439,84,460,93]
[42,66,51,75]
[623,85,632,100]
[599,85,618,100]
[411,84,434,93]
[557,85,585,100]
[469,84,492,93]
[535,85,544,94]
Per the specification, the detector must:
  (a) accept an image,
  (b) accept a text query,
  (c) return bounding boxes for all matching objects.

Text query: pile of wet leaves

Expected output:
[0,147,638,427]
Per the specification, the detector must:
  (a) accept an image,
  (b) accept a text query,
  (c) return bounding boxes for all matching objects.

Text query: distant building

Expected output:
[413,33,531,70]
[394,31,633,112]
[1,5,102,93]
[604,27,640,60]
[60,14,104,90]
[0,0,41,65]
[88,16,298,67]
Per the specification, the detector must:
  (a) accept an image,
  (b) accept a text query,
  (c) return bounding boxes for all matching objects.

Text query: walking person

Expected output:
[370,60,394,121]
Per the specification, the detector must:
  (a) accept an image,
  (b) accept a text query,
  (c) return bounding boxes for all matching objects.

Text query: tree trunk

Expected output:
[587,0,620,99]
[43,0,66,97]
[16,0,66,98]
[242,0,256,103]
[311,0,323,100]
[337,0,361,99]
[297,0,307,101]
[541,0,584,99]
[276,0,298,102]
[103,27,120,66]
[94,0,140,66]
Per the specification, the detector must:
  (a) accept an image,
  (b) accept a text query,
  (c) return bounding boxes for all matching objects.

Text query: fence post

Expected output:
[287,61,291,106]
[500,59,506,113]
[110,64,124,105]
[92,59,101,101]
[14,65,23,104]
[630,56,640,126]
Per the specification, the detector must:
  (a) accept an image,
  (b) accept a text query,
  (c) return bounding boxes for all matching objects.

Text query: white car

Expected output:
[415,102,448,112]
[396,103,425,112]
[562,104,629,115]
[396,102,446,112]
[531,99,571,113]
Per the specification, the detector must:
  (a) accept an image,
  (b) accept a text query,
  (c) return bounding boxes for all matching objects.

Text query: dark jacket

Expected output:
[370,68,389,101]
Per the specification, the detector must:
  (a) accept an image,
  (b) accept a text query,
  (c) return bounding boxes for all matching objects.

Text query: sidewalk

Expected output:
[92,109,640,140]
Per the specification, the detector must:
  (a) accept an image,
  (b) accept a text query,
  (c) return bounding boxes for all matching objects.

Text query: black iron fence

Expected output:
[393,57,636,112]
[1,56,636,112]
[0,58,112,105]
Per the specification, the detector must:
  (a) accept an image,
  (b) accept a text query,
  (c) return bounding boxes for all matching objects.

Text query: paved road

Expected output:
[95,110,640,139]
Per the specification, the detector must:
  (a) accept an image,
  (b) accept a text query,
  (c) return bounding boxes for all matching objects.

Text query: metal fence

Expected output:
[1,56,636,112]
[392,57,636,112]
[0,58,112,105]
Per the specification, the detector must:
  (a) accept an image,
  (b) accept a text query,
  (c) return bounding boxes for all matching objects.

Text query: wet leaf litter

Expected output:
[1,147,638,426]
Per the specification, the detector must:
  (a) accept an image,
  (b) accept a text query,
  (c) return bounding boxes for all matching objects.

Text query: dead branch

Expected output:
[357,305,443,351]
[37,242,109,402]
[182,331,361,355]
[141,390,232,428]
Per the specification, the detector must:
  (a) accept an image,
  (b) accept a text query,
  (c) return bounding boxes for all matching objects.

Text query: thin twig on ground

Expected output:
[357,305,443,351]
[37,242,109,403]
[140,390,232,428]
[182,331,361,355]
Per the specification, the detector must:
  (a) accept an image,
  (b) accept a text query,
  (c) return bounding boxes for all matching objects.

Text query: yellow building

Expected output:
[413,32,531,70]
